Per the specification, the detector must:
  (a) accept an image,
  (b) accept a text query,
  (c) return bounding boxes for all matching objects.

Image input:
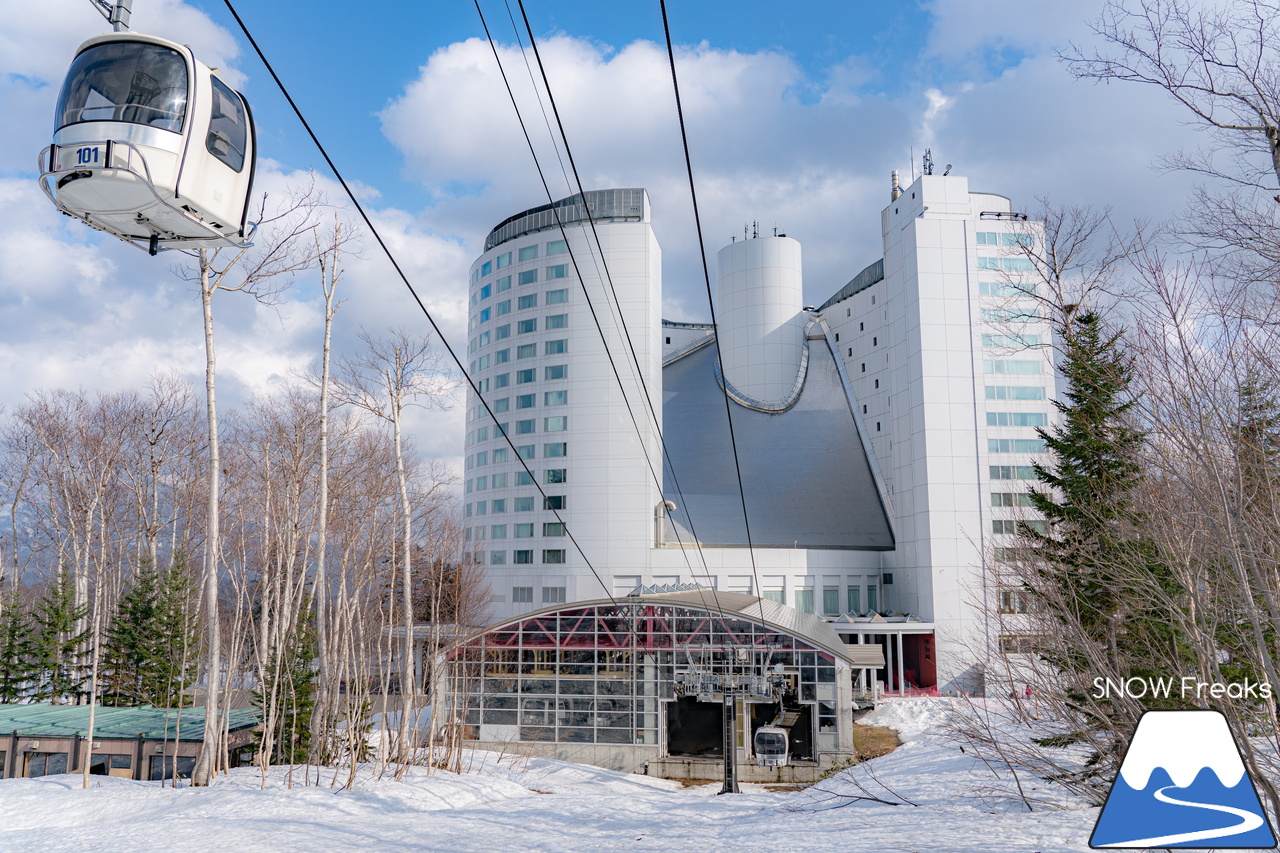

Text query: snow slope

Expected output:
[0,699,1102,853]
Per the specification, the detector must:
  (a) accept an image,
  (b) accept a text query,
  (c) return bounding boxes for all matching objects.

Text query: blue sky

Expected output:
[0,0,1203,463]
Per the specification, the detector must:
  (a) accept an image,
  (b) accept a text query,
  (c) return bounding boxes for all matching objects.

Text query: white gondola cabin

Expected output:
[39,32,256,254]
[753,725,789,767]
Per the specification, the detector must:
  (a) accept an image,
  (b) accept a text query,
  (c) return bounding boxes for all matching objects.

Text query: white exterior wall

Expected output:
[821,174,1052,689]
[714,236,806,403]
[465,205,662,622]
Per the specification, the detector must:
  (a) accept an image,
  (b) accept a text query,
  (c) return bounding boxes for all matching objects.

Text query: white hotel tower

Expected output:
[463,175,1055,694]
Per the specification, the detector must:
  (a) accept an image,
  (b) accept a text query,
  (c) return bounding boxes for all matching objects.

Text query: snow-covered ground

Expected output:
[0,699,1101,852]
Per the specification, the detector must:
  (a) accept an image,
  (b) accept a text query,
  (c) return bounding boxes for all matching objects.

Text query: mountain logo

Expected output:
[1090,709,1277,848]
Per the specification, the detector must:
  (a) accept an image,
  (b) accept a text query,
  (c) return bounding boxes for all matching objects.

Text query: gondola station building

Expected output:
[456,174,1054,775]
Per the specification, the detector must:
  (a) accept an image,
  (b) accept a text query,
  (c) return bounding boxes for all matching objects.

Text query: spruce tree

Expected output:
[31,573,89,704]
[1019,311,1190,768]
[0,592,36,702]
[102,564,161,706]
[153,557,199,708]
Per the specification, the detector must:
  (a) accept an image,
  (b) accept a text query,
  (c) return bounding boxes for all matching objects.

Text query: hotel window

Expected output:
[491,524,508,539]
[543,522,565,536]
[546,288,568,304]
[990,465,1037,480]
[496,299,511,316]
[986,386,1045,400]
[763,587,785,605]
[987,412,1047,427]
[480,284,492,300]
[517,369,535,383]
[518,293,537,310]
[514,523,534,538]
[988,438,1047,453]
[984,360,1041,374]
[493,373,510,388]
[544,442,567,457]
[496,252,511,268]
[512,585,533,602]
[542,585,566,602]
[519,245,538,261]
[545,468,566,484]
[998,590,1032,614]
[544,416,567,432]
[795,588,814,614]
[518,318,537,334]
[822,587,840,616]
[518,270,538,285]
[545,364,567,380]
[546,264,568,279]
[547,239,567,255]
[474,451,488,467]
[544,495,567,510]
[491,498,507,513]
[474,476,487,491]
[867,586,878,612]
[514,550,534,564]
[490,550,506,565]
[517,445,535,459]
[494,324,510,340]
[847,587,861,614]
[992,520,1017,535]
[546,313,568,329]
[481,261,492,277]
[982,334,1041,348]
[516,393,535,409]
[494,348,511,364]
[543,551,567,565]
[517,344,536,359]
[544,390,567,406]
[496,275,512,292]
[515,419,535,435]
[514,497,534,511]
[545,339,567,355]
[474,500,486,515]
[991,492,1036,507]
[515,471,532,486]
[493,448,509,463]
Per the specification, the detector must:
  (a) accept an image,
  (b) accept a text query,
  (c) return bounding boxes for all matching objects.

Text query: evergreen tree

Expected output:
[102,564,161,706]
[0,591,36,702]
[31,573,89,704]
[153,557,199,708]
[255,608,317,765]
[1019,311,1190,766]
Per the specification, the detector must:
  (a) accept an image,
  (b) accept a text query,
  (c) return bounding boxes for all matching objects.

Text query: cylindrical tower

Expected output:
[714,235,806,404]
[462,189,663,621]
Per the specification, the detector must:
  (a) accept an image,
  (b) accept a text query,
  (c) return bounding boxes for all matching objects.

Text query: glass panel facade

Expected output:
[455,601,840,749]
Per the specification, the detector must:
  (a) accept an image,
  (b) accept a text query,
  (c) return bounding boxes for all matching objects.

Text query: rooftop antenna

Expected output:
[743,223,748,242]
[923,148,934,176]
[910,146,915,182]
[943,163,953,176]
[752,220,759,239]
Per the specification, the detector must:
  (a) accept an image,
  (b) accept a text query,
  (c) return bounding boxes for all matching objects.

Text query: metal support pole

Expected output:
[719,690,739,795]
[110,0,132,31]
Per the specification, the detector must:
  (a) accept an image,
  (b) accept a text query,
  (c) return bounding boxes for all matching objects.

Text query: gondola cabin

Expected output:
[39,32,256,254]
[753,725,789,767]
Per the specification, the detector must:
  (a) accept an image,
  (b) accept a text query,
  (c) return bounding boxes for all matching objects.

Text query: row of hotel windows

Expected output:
[978,281,1037,297]
[473,521,569,536]
[462,390,571,422]
[469,314,569,353]
[486,550,567,566]
[982,334,1040,348]
[978,257,1035,272]
[464,490,568,516]
[985,385,1045,400]
[992,519,1048,535]
[470,239,569,285]
[468,364,568,397]
[989,438,1046,453]
[463,432,568,456]
[470,287,570,334]
[469,265,570,305]
[779,585,878,615]
[468,340,569,376]
[980,306,1043,322]
[976,232,1034,247]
